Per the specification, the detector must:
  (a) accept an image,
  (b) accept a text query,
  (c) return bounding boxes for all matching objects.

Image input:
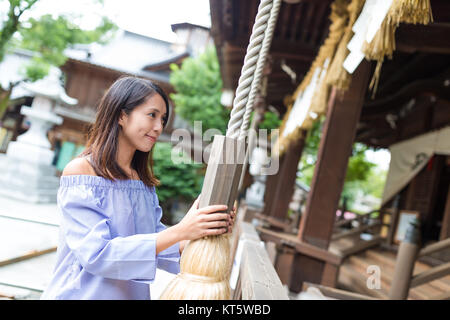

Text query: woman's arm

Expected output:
[155,198,230,254]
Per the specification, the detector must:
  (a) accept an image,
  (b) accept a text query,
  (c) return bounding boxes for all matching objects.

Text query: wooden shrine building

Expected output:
[210,0,450,299]
[0,24,213,171]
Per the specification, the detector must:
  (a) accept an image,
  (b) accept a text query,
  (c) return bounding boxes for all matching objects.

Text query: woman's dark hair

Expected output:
[81,76,170,187]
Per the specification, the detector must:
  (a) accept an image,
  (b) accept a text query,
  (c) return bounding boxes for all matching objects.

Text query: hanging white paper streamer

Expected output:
[365,0,393,43]
[343,0,392,74]
[282,66,322,137]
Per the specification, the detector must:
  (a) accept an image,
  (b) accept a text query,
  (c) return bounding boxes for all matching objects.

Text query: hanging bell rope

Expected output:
[159,0,280,300]
[226,0,276,140]
[238,0,281,140]
[237,0,282,192]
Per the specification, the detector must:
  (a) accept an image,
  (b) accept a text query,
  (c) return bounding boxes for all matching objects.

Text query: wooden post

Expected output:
[262,158,284,216]
[263,132,306,224]
[298,60,371,248]
[439,183,450,240]
[389,219,421,300]
[287,60,371,291]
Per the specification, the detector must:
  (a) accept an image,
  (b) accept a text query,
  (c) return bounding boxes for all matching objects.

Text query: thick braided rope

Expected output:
[238,0,281,140]
[226,0,274,139]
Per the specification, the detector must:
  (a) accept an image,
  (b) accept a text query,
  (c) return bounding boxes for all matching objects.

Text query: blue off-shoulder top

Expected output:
[40,175,180,300]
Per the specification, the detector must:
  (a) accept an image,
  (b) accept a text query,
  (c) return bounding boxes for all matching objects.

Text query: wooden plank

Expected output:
[419,238,450,258]
[302,282,378,300]
[240,241,289,299]
[238,223,289,300]
[410,262,450,288]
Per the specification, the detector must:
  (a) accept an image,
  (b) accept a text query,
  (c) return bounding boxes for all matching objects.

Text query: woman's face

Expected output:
[118,94,167,152]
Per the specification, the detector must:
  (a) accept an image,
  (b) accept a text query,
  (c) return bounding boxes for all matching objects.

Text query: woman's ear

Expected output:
[118,111,127,127]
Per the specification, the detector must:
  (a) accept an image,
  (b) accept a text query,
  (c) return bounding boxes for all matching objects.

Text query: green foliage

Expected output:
[0,0,39,62]
[297,117,325,186]
[258,111,282,131]
[18,14,116,81]
[169,46,229,134]
[297,117,386,212]
[152,142,204,205]
[0,0,116,116]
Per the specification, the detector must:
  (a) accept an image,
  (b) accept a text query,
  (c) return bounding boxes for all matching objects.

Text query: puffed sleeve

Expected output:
[152,188,181,274]
[58,185,161,282]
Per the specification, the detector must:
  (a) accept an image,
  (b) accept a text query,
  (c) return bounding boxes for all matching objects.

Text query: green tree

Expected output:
[152,142,204,221]
[0,0,116,117]
[297,117,384,212]
[258,110,282,131]
[169,46,229,134]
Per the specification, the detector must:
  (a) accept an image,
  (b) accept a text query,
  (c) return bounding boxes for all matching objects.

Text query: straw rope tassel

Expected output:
[326,0,365,90]
[274,0,348,157]
[364,0,433,98]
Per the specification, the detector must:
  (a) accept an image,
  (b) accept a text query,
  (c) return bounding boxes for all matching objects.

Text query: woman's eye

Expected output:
[148,113,156,118]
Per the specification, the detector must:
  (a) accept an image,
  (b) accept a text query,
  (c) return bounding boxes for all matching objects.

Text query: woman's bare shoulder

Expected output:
[62,157,97,176]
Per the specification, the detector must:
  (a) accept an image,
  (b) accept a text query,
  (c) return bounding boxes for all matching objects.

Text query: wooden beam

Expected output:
[225,39,317,62]
[419,238,450,258]
[396,23,450,55]
[257,227,342,265]
[410,262,450,288]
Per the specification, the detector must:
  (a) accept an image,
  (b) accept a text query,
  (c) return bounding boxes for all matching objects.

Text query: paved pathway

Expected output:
[0,195,176,299]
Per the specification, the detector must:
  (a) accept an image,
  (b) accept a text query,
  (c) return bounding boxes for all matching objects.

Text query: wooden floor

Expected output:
[337,246,450,300]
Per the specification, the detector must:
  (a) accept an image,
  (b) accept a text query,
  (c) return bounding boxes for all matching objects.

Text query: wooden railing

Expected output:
[232,204,450,300]
[409,238,450,299]
[230,207,289,300]
[329,209,384,258]
[333,209,381,238]
[390,236,450,300]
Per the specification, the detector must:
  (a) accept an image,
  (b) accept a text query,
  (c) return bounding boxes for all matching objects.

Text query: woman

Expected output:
[41,76,234,300]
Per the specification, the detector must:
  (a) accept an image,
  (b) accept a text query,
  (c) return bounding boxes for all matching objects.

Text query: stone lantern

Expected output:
[245,147,269,209]
[0,67,77,203]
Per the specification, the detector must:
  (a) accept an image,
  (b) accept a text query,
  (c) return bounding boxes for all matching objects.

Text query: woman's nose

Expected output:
[154,120,163,133]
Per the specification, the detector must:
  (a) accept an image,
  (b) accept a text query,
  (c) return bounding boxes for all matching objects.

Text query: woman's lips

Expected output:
[145,134,156,142]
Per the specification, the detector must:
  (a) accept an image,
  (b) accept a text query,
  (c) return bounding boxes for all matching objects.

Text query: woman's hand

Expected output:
[176,197,230,241]
[227,206,236,233]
